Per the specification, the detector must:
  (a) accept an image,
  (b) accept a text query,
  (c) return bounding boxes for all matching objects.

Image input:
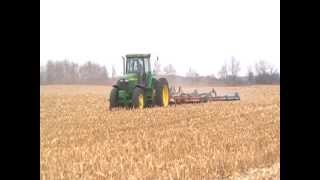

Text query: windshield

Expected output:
[126,58,144,74]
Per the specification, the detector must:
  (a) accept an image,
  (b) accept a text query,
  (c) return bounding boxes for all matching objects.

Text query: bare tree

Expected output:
[228,56,241,83]
[269,65,280,84]
[100,66,109,82]
[40,66,47,84]
[254,60,279,84]
[79,62,89,83]
[269,65,277,75]
[41,60,123,85]
[46,60,56,84]
[62,59,71,83]
[70,62,79,83]
[55,61,65,83]
[255,60,268,76]
[218,62,228,80]
[247,66,255,84]
[163,64,176,75]
[255,60,270,83]
[79,61,109,84]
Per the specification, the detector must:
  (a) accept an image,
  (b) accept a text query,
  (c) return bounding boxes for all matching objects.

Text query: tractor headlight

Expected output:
[120,79,128,83]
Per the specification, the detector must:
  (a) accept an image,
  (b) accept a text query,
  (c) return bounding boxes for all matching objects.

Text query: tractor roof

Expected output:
[126,54,151,58]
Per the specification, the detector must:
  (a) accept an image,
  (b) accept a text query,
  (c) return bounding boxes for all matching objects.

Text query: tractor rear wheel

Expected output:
[155,78,169,107]
[132,88,145,109]
[109,88,118,110]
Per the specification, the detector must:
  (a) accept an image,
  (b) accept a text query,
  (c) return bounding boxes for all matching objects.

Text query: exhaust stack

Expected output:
[122,56,125,75]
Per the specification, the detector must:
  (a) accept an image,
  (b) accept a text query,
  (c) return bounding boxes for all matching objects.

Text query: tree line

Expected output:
[40,60,116,85]
[217,57,280,85]
[155,57,279,85]
[40,57,279,85]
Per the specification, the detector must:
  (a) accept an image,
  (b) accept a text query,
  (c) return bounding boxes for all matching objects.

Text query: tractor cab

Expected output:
[123,54,152,87]
[124,54,151,75]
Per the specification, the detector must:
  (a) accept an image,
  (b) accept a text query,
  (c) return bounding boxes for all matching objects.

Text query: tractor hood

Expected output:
[116,73,139,90]
[120,73,138,81]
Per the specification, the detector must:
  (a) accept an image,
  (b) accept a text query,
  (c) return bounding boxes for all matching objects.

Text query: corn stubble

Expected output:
[40,85,280,179]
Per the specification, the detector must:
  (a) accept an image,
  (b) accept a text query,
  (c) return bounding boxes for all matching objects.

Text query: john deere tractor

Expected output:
[109,54,169,109]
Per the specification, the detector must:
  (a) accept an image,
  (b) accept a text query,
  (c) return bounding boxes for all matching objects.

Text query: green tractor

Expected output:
[109,54,170,110]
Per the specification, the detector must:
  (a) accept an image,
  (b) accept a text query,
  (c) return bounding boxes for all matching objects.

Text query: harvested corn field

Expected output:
[40,85,280,179]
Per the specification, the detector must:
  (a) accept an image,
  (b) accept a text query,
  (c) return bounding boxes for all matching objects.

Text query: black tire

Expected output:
[155,78,169,106]
[109,88,118,110]
[132,87,145,109]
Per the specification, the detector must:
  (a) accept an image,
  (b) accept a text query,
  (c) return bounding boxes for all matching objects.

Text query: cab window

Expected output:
[126,58,144,74]
[144,58,151,73]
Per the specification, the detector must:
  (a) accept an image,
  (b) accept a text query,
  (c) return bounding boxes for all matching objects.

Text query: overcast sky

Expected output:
[40,0,280,76]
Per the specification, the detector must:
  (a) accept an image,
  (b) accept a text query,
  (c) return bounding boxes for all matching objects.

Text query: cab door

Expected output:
[144,58,153,89]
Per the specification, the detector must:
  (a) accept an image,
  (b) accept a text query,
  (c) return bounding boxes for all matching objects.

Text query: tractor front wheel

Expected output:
[109,88,118,110]
[132,88,145,109]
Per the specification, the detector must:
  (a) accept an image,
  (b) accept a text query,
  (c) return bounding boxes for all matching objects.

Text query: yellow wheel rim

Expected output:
[138,94,144,109]
[162,85,169,107]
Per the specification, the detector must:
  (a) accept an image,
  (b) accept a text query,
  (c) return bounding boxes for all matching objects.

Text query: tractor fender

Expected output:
[155,78,169,89]
[156,78,169,92]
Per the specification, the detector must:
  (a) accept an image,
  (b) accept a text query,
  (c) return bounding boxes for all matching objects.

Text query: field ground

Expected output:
[40,85,280,179]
